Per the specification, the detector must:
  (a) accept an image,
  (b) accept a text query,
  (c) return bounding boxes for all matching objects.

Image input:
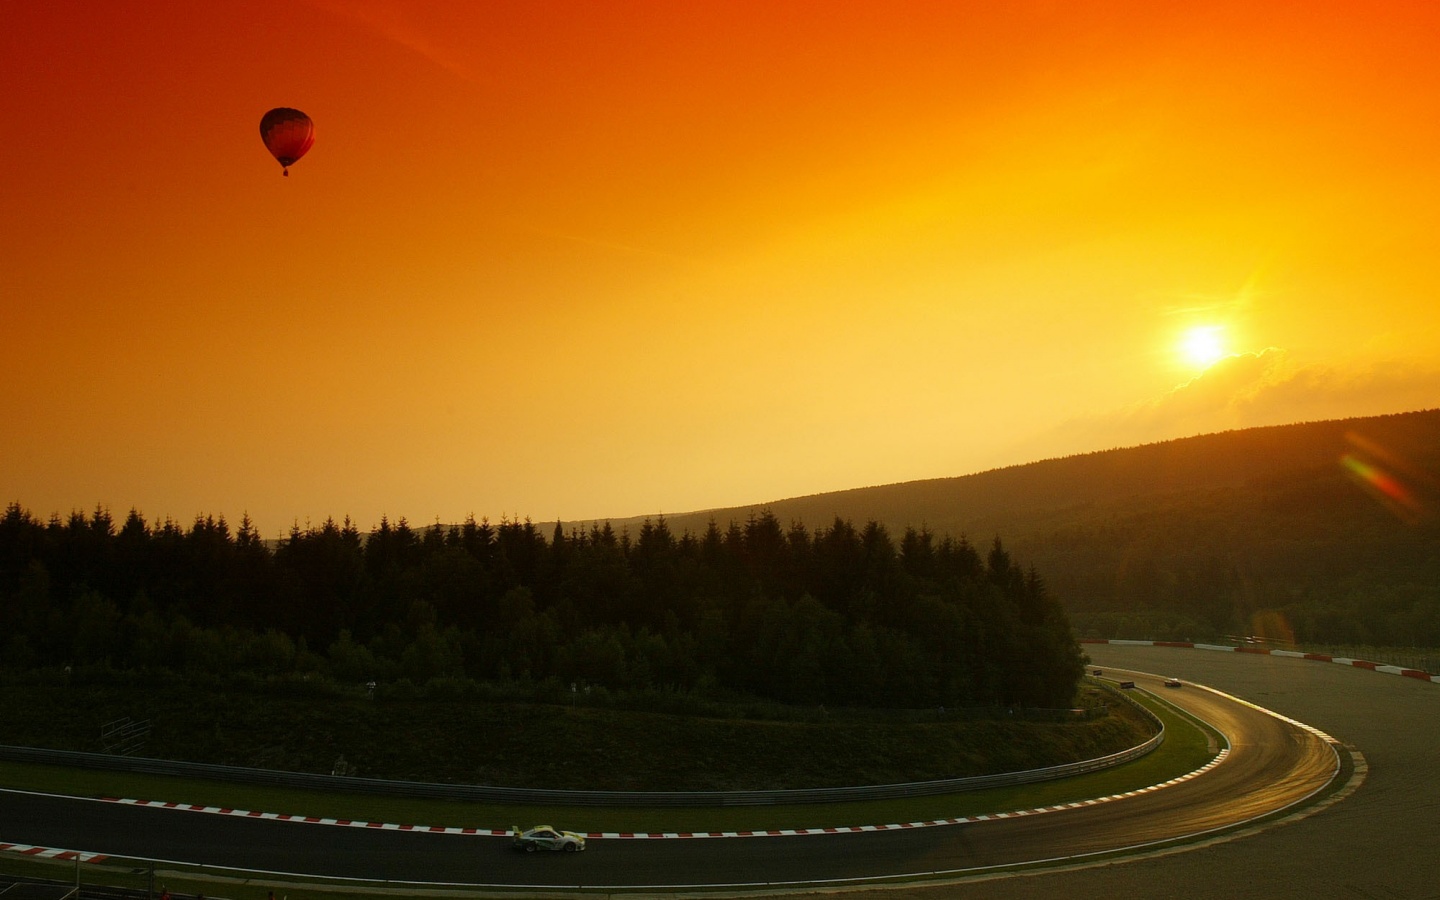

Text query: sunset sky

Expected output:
[6,0,1440,537]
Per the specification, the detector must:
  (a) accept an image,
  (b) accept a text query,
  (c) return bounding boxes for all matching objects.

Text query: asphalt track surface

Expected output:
[0,653,1364,896]
[856,645,1440,900]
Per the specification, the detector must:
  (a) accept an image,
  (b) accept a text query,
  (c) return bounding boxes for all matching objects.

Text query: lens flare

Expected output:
[1341,447,1425,523]
[1248,609,1295,646]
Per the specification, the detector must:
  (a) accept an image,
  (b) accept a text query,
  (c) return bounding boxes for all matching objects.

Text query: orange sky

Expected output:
[5,0,1440,537]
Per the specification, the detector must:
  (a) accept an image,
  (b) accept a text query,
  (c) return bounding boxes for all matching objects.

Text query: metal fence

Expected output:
[0,873,190,900]
[98,718,150,757]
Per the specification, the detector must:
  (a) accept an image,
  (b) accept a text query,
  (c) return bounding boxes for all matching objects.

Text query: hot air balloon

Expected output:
[260,108,314,176]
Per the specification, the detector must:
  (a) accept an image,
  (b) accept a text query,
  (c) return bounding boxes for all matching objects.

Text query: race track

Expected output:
[0,655,1363,895]
[856,644,1440,900]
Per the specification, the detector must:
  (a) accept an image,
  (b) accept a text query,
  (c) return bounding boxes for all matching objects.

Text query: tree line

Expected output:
[1033,456,1440,647]
[0,503,1084,709]
[633,412,1440,650]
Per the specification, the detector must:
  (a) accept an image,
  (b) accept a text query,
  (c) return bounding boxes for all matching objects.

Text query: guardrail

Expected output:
[0,684,1162,808]
[1082,638,1440,683]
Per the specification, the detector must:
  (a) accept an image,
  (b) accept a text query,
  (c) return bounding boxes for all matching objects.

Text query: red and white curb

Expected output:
[0,842,106,863]
[1082,639,1440,684]
[94,749,1228,842]
[96,801,510,836]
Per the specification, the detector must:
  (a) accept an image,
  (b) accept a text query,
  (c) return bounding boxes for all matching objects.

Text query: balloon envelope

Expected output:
[260,108,314,174]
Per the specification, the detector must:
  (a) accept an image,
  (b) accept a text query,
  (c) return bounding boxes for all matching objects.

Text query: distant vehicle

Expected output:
[1164,677,1183,688]
[1092,668,1103,676]
[1118,680,1136,689]
[513,825,587,852]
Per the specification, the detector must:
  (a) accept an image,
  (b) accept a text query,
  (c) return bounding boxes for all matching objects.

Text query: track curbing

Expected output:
[1082,639,1440,683]
[84,743,1230,841]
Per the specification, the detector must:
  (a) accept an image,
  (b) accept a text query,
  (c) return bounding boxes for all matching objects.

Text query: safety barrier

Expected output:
[1082,638,1440,684]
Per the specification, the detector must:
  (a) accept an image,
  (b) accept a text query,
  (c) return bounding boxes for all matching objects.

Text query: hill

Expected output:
[598,410,1440,645]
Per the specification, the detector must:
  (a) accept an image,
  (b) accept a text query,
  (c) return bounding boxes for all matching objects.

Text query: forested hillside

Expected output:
[614,410,1440,646]
[9,408,1433,704]
[0,508,1083,709]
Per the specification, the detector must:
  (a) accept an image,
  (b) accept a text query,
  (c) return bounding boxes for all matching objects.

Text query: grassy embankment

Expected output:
[0,687,1222,897]
[0,678,1208,832]
[0,678,1146,788]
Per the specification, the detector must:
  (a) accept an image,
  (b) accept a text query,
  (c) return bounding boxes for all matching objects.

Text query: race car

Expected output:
[1164,677,1183,688]
[512,825,587,852]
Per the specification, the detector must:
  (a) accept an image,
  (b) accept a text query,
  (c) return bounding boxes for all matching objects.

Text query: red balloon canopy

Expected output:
[260,108,314,176]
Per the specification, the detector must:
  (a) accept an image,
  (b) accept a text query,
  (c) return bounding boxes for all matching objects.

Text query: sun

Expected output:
[1180,325,1228,369]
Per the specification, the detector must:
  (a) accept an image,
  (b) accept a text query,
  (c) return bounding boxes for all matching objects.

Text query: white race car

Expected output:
[512,825,587,852]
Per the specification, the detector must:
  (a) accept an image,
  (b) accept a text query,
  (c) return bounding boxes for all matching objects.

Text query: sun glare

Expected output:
[1180,325,1228,370]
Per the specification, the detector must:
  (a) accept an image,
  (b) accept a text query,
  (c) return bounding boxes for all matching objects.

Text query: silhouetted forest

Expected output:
[0,505,1084,709]
[632,410,1440,647]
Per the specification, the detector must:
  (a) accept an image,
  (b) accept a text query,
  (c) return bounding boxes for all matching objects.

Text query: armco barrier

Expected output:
[1082,639,1440,684]
[0,687,1162,808]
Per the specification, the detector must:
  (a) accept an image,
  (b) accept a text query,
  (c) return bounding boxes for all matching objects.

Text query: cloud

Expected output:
[1162,350,1288,418]
[1214,352,1440,427]
[1019,350,1440,460]
[308,0,484,86]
